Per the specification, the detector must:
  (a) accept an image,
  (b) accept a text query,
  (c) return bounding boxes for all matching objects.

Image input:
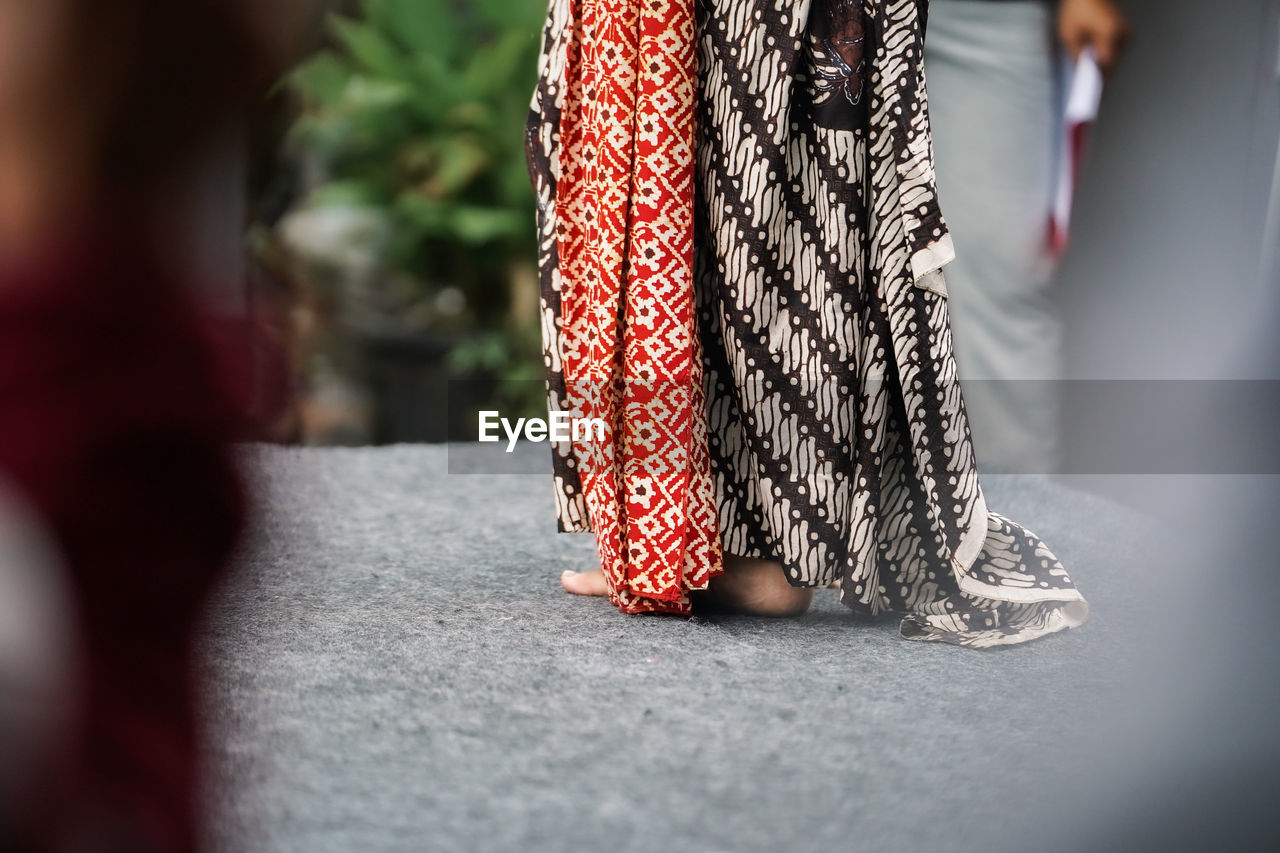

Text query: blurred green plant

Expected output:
[283,0,547,420]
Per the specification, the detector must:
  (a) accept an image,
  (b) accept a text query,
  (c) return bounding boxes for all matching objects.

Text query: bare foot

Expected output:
[695,554,813,617]
[560,568,608,597]
[560,556,812,618]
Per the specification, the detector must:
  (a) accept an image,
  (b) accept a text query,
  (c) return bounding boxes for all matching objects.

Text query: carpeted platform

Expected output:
[200,445,1160,853]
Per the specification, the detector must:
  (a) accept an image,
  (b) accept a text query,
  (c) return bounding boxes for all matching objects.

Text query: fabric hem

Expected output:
[898,599,1090,648]
[950,487,989,574]
[954,570,1089,606]
[909,232,956,283]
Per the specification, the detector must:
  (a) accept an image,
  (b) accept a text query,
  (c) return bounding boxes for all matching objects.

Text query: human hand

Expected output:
[1058,0,1132,76]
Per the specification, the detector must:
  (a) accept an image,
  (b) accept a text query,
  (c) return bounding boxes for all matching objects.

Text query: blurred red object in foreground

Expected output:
[0,207,259,851]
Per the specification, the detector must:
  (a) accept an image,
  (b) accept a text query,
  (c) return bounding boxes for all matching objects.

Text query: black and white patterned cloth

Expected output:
[528,0,1088,646]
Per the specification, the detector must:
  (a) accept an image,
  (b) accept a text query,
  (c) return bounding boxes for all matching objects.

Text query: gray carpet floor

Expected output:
[200,445,1161,853]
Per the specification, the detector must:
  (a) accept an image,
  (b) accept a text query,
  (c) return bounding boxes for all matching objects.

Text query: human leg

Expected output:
[925,0,1063,472]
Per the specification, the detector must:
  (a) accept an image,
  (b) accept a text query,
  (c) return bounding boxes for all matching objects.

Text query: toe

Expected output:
[560,569,609,597]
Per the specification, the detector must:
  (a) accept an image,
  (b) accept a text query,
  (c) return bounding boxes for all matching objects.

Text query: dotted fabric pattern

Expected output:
[528,0,1089,645]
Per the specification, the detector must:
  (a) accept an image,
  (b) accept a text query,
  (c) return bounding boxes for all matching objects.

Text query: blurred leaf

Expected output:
[288,113,356,159]
[361,0,457,59]
[393,136,436,181]
[341,74,414,111]
[461,31,532,101]
[406,54,454,122]
[470,0,546,34]
[426,136,491,198]
[442,101,496,133]
[408,52,451,88]
[307,179,391,208]
[504,361,541,382]
[329,14,410,79]
[288,51,352,106]
[447,333,511,373]
[449,206,525,244]
[394,191,450,234]
[278,0,548,392]
[497,155,535,207]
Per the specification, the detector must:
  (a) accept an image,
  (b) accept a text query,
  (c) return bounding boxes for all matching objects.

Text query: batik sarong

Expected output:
[527,0,1089,646]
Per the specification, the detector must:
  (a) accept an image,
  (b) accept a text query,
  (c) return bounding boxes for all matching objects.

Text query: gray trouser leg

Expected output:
[926,0,1063,472]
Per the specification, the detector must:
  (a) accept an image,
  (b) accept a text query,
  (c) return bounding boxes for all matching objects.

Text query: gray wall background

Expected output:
[1060,0,1280,380]
[1054,0,1280,483]
[1047,4,1280,849]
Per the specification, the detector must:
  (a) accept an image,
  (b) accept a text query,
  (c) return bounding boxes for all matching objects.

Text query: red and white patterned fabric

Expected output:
[531,0,1090,646]
[552,0,723,614]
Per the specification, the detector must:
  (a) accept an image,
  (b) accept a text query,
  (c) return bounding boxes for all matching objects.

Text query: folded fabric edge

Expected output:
[898,599,1090,648]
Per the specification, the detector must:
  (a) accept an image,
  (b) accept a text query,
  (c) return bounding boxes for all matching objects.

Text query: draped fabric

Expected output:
[529,0,1090,645]
[538,0,723,615]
